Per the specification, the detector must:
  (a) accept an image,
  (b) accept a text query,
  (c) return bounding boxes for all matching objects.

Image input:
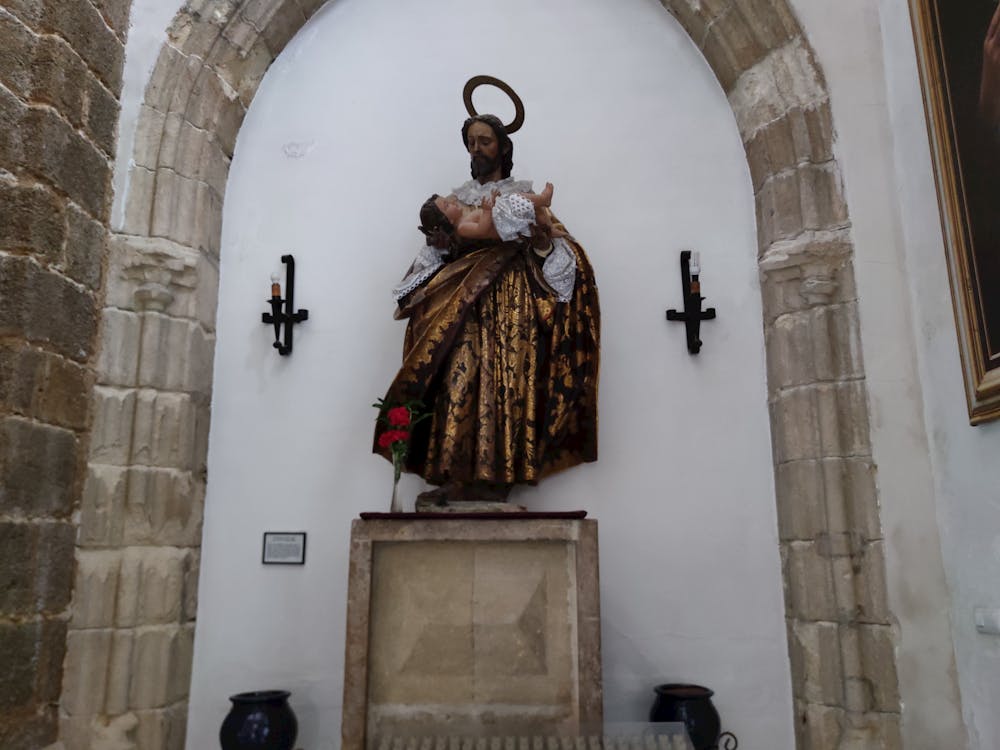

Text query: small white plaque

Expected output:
[262,532,307,565]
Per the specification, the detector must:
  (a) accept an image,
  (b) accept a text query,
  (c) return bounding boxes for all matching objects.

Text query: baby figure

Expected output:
[421,183,561,247]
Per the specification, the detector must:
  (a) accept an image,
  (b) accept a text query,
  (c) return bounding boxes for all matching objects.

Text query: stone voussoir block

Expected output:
[295,0,332,17]
[790,101,834,165]
[123,466,205,547]
[64,202,107,292]
[158,114,229,193]
[171,7,224,60]
[193,180,224,258]
[799,162,849,232]
[0,255,99,362]
[29,33,88,128]
[0,416,81,517]
[775,459,828,542]
[149,168,203,250]
[702,4,769,93]
[756,167,806,247]
[221,13,262,55]
[127,625,187,710]
[772,381,871,463]
[765,307,818,393]
[132,105,167,170]
[83,73,120,158]
[815,380,872,459]
[735,0,800,52]
[104,629,136,715]
[96,307,141,386]
[788,619,843,706]
[38,0,124,91]
[169,623,195,703]
[770,385,822,463]
[145,45,190,115]
[782,540,838,622]
[135,702,188,750]
[195,253,221,331]
[0,10,36,98]
[182,549,200,622]
[794,699,846,750]
[115,546,188,628]
[89,386,137,465]
[61,627,113,716]
[747,102,834,193]
[121,164,155,236]
[855,541,891,625]
[0,79,28,168]
[241,0,285,28]
[808,301,864,382]
[1,710,59,750]
[729,38,828,143]
[765,301,864,392]
[760,251,859,323]
[661,0,731,45]
[0,521,74,616]
[0,342,90,430]
[261,0,308,53]
[0,180,66,261]
[79,462,128,547]
[182,66,232,132]
[90,0,132,39]
[71,549,123,629]
[136,311,215,393]
[0,619,67,712]
[775,456,881,545]
[131,389,198,470]
[22,104,111,220]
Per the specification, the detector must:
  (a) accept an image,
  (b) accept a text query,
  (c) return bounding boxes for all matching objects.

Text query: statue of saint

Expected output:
[375,83,600,505]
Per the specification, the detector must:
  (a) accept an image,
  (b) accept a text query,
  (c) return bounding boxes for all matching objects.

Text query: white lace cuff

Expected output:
[542,238,577,302]
[392,244,446,300]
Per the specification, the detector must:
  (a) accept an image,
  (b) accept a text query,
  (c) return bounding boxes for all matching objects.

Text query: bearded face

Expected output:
[465,120,506,183]
[470,152,503,181]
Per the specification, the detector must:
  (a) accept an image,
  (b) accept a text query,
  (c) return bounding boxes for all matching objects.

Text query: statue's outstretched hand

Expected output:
[530,219,553,251]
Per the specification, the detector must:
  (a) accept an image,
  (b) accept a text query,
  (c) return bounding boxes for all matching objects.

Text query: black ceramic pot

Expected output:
[219,690,298,750]
[649,683,720,750]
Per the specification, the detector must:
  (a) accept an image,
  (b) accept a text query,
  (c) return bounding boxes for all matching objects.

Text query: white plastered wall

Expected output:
[872,0,1000,747]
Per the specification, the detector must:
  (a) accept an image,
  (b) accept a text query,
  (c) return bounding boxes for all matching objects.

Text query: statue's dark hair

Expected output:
[418,194,455,251]
[462,114,513,179]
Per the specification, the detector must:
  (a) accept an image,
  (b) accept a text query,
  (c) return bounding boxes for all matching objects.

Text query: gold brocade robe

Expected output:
[375,224,600,486]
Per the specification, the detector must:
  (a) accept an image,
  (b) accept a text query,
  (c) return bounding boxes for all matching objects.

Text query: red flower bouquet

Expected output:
[373,398,429,512]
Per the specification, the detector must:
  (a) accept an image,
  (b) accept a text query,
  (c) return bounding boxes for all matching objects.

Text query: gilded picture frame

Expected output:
[911,0,1000,424]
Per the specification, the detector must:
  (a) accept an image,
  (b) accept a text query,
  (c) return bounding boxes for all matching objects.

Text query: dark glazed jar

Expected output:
[649,683,721,750]
[219,690,298,750]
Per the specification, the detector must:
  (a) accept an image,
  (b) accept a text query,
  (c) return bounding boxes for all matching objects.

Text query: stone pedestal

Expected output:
[341,515,602,749]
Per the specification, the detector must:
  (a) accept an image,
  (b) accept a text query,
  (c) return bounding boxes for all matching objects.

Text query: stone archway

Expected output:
[65,1,900,748]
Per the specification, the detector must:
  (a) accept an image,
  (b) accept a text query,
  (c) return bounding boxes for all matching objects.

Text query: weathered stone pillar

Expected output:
[0,1,128,748]
[61,235,215,749]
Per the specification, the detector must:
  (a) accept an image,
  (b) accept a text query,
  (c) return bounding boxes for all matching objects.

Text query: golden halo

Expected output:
[463,75,525,134]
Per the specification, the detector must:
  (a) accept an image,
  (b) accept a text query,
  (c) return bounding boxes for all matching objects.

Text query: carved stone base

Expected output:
[341,517,602,749]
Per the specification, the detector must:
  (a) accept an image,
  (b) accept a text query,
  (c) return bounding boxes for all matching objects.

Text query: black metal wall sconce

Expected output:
[666,250,717,355]
[262,254,309,356]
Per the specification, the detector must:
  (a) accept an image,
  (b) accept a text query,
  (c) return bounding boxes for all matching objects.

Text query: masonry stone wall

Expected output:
[0,1,128,748]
